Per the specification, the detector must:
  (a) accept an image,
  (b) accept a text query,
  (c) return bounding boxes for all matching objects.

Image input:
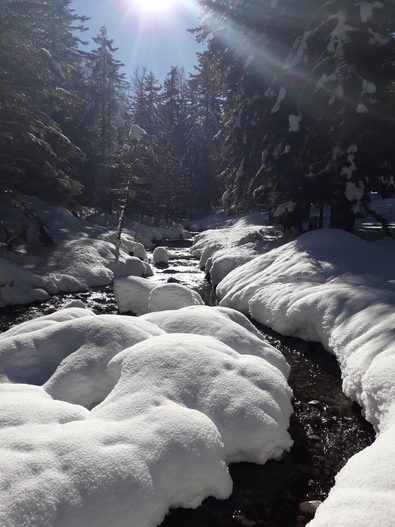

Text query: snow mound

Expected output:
[114,276,158,315]
[0,307,292,527]
[142,305,290,378]
[148,283,204,311]
[190,216,283,282]
[153,246,170,265]
[214,228,395,526]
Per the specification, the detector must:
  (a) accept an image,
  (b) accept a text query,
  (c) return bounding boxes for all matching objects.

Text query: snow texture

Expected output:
[288,115,301,132]
[0,305,292,527]
[148,283,204,311]
[271,87,286,113]
[359,1,384,23]
[129,124,146,141]
[0,197,188,307]
[3,198,395,525]
[211,227,395,526]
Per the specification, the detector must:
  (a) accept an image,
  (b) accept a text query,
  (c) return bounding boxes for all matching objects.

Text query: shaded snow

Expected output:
[0,196,189,307]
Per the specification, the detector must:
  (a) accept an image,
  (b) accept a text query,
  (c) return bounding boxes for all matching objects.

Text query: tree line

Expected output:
[1,0,394,233]
[196,0,395,233]
[0,0,222,225]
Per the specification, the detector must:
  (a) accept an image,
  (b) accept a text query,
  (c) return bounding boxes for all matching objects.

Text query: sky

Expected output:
[71,0,206,82]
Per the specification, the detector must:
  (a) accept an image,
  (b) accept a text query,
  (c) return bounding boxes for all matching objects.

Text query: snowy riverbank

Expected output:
[0,195,189,307]
[191,217,395,527]
[1,196,395,526]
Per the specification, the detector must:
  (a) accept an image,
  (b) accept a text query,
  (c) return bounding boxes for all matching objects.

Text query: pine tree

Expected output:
[158,66,191,221]
[81,26,129,210]
[0,0,89,203]
[197,0,395,233]
[82,26,128,155]
[185,51,222,214]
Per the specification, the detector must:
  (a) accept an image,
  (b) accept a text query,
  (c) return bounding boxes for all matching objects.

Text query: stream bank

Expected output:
[0,241,375,526]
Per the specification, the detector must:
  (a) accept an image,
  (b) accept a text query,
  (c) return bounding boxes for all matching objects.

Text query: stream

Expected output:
[0,239,375,527]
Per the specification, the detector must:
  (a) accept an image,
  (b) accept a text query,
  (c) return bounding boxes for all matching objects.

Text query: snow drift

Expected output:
[212,227,395,526]
[0,305,292,527]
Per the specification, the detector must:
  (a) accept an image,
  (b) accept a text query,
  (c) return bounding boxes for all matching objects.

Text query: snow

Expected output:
[362,79,376,95]
[190,213,282,287]
[114,276,158,315]
[356,102,369,113]
[359,1,384,23]
[114,267,206,316]
[129,124,146,141]
[0,196,188,307]
[288,114,301,132]
[271,86,286,113]
[148,283,204,311]
[0,305,292,527]
[3,197,395,525]
[201,225,395,526]
[153,246,169,265]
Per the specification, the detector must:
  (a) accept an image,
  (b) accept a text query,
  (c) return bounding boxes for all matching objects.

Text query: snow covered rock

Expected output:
[148,283,204,311]
[0,306,293,527]
[153,246,170,265]
[114,276,158,315]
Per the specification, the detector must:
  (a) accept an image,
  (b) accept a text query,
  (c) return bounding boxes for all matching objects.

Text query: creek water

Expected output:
[0,240,375,527]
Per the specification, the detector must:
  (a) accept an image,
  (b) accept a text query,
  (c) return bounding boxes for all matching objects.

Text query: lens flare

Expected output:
[134,0,178,13]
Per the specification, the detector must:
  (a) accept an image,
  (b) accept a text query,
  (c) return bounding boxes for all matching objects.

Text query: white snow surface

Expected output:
[190,213,283,287]
[0,196,189,307]
[3,198,395,525]
[153,246,170,264]
[148,283,204,311]
[208,226,395,526]
[0,305,293,527]
[114,277,205,314]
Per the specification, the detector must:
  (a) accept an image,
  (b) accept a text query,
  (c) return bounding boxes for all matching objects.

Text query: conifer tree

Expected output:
[185,51,222,214]
[81,26,129,210]
[197,0,395,233]
[0,0,89,203]
[158,66,191,220]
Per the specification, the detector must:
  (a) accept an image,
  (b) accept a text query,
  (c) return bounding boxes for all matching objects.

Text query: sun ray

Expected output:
[134,0,178,13]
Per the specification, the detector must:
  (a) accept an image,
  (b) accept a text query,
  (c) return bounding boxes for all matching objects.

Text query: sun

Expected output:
[134,0,178,13]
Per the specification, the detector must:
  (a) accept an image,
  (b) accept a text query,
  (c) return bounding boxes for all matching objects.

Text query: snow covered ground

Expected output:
[2,194,395,526]
[0,195,188,307]
[191,205,395,527]
[0,304,292,527]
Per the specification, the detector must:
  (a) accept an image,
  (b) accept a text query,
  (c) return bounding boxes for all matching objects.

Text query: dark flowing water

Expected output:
[0,240,375,526]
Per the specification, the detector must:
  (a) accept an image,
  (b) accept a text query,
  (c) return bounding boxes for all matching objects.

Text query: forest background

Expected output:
[1,0,394,235]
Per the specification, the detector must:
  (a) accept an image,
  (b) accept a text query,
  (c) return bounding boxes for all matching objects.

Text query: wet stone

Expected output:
[299,500,322,518]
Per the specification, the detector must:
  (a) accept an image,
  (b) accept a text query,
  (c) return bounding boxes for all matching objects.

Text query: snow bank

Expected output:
[190,215,283,286]
[0,305,292,527]
[0,258,52,307]
[214,228,395,526]
[0,197,198,306]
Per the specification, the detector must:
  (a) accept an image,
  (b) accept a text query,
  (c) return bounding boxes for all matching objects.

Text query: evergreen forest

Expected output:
[1,0,394,234]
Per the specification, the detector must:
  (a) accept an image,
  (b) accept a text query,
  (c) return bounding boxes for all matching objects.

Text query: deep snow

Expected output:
[2,194,395,526]
[190,207,395,527]
[0,305,292,527]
